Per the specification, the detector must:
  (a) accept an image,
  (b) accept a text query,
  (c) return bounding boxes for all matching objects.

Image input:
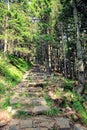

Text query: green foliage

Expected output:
[0,54,32,109]
[0,59,23,83]
[0,82,6,94]
[55,89,62,98]
[72,101,87,126]
[14,110,31,119]
[44,94,60,116]
[0,96,10,109]
[12,103,21,109]
[44,95,52,106]
[62,78,74,91]
[8,54,30,72]
[44,107,60,117]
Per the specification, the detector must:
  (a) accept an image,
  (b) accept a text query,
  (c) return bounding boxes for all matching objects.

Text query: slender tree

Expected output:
[73,0,85,94]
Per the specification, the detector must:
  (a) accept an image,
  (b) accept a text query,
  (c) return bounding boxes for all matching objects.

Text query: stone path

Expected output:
[0,65,86,130]
[0,116,71,130]
[9,65,50,116]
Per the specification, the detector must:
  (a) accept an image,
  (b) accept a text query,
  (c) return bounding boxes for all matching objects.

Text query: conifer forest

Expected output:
[0,0,87,130]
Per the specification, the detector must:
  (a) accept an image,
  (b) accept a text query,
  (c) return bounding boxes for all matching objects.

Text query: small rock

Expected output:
[48,91,58,100]
[9,119,19,126]
[10,96,20,104]
[39,121,55,129]
[32,97,47,106]
[0,110,11,122]
[0,120,7,127]
[73,124,87,130]
[9,125,18,130]
[72,114,79,121]
[7,106,13,112]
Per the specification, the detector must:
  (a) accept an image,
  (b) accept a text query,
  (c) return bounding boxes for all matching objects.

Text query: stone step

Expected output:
[31,106,50,114]
[1,117,72,130]
[28,87,42,92]
[10,97,47,106]
[12,86,43,94]
[54,117,70,130]
[29,76,46,80]
[12,105,50,115]
[26,92,42,97]
[29,72,46,76]
[28,81,47,87]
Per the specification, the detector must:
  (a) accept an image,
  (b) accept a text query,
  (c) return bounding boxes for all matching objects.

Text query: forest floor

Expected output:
[0,65,87,130]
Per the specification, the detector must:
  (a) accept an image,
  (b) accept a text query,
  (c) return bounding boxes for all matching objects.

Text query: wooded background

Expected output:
[0,0,87,94]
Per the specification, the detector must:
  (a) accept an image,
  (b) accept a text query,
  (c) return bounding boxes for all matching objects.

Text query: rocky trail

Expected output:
[0,65,86,130]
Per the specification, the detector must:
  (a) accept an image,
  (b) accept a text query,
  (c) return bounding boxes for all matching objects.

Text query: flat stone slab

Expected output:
[17,81,29,87]
[55,117,70,130]
[17,106,50,115]
[10,96,47,106]
[30,75,45,79]
[0,116,73,130]
[23,128,48,130]
[32,97,47,106]
[28,92,42,97]
[39,121,55,129]
[28,87,42,92]
[10,96,20,104]
[28,82,47,86]
[21,97,47,106]
[9,125,18,130]
[9,119,19,126]
[20,120,32,128]
[32,116,51,122]
[32,106,50,114]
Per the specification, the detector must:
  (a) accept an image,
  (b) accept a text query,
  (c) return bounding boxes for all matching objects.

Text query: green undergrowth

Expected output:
[44,107,60,117]
[13,110,31,119]
[8,54,32,72]
[44,95,60,116]
[62,78,75,91]
[56,77,87,126]
[0,54,32,85]
[45,75,87,126]
[56,91,87,125]
[0,54,32,109]
[0,59,23,83]
[71,93,87,126]
[72,100,87,125]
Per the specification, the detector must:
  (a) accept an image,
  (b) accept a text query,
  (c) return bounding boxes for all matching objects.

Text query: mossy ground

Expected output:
[0,54,32,110]
[43,76,87,126]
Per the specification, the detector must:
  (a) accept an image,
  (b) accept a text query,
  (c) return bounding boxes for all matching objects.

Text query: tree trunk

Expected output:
[48,44,51,73]
[73,0,85,94]
[61,23,67,78]
[4,0,10,56]
[45,43,51,74]
[66,30,72,79]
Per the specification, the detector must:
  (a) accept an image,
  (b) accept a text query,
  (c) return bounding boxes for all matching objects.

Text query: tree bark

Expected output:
[61,23,67,78]
[66,30,72,79]
[4,0,10,56]
[73,0,85,94]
